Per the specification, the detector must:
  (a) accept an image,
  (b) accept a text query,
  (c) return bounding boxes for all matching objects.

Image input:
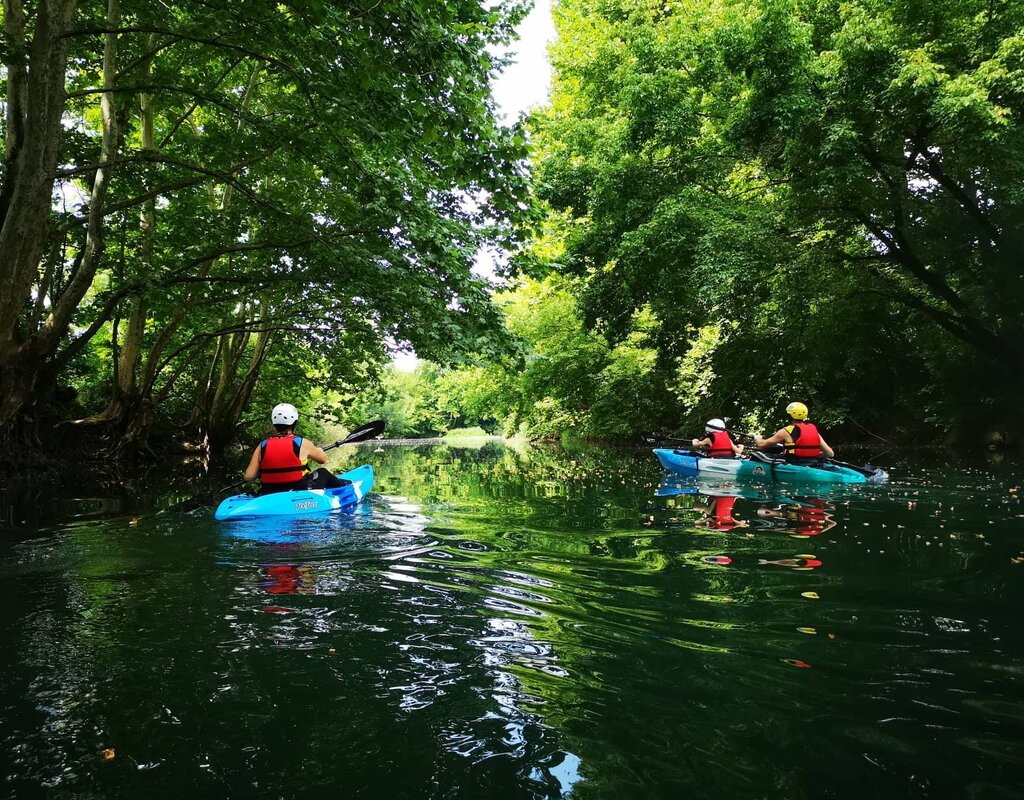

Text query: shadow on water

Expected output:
[0,457,219,531]
[2,441,1024,798]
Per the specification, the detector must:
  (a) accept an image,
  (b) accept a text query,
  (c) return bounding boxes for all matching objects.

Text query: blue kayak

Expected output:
[215,464,374,521]
[653,448,885,484]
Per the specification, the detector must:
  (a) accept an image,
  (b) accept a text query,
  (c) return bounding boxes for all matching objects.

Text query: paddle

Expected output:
[823,457,887,481]
[318,419,387,452]
[734,430,886,479]
[640,431,694,447]
[640,432,710,459]
[166,419,386,513]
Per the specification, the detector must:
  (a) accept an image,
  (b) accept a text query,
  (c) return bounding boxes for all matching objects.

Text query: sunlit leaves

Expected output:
[523,0,1024,438]
[41,0,534,444]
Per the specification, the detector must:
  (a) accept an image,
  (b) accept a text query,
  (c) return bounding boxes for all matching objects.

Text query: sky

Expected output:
[492,0,557,123]
[391,0,556,372]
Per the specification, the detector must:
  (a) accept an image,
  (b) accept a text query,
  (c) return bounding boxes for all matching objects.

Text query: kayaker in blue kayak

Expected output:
[242,403,347,495]
[691,418,744,459]
[753,402,835,464]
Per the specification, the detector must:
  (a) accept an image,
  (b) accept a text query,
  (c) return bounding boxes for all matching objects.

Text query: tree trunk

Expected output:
[187,338,224,431]
[34,0,120,353]
[94,33,156,431]
[0,0,132,433]
[0,0,79,347]
[204,310,274,453]
[114,63,264,449]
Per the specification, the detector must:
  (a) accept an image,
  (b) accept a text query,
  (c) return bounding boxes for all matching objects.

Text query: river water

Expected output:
[2,443,1023,798]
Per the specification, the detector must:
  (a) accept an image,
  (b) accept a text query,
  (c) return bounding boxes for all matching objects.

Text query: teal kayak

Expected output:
[653,448,881,484]
[215,464,374,521]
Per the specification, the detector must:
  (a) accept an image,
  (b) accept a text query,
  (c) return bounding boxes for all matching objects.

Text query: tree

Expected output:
[526,0,1024,435]
[0,0,531,452]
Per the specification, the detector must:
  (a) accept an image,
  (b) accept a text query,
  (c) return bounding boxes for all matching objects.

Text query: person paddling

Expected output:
[753,402,834,464]
[243,404,347,495]
[691,418,744,459]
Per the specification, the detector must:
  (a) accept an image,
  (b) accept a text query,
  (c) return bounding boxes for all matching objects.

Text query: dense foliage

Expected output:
[6,0,1022,456]
[408,0,1024,443]
[0,0,529,455]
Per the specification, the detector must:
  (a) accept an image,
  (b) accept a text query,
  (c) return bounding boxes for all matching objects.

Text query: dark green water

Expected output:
[2,443,1024,799]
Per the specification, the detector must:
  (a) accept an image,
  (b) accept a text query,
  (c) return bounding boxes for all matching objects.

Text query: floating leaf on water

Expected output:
[797,627,817,634]
[129,518,139,527]
[784,659,812,669]
[102,748,115,760]
[801,591,820,600]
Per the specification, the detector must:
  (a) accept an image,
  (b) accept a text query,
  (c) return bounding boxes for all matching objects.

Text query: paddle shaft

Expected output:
[734,430,879,473]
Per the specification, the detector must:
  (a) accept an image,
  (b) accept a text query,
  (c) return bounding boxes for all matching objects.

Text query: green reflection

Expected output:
[2,444,1024,797]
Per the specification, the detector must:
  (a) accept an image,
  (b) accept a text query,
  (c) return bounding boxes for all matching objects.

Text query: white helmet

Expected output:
[705,418,726,433]
[271,403,299,425]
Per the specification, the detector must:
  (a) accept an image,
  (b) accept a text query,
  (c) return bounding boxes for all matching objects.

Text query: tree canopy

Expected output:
[0,0,530,454]
[5,0,1022,457]
[401,0,1024,443]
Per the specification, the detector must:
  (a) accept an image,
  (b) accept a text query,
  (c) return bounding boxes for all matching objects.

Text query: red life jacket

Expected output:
[794,500,828,536]
[785,422,822,459]
[259,434,307,484]
[710,496,738,530]
[706,430,736,458]
[264,564,302,594]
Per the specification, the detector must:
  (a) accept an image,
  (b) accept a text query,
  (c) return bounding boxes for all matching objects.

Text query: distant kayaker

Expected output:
[243,403,346,495]
[691,418,744,459]
[753,402,834,463]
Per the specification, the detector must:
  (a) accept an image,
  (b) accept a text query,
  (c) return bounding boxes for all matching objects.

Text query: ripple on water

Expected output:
[4,446,1024,797]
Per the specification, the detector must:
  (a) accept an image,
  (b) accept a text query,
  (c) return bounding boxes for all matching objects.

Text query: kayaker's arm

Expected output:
[691,436,711,449]
[300,439,329,465]
[754,428,791,449]
[818,435,835,458]
[243,447,261,482]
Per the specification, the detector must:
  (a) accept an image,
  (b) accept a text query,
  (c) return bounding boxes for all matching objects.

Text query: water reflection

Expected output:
[656,474,839,538]
[216,493,582,796]
[756,497,835,538]
[4,445,1024,798]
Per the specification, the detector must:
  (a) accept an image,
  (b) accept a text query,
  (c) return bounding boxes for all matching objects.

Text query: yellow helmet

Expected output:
[786,401,809,420]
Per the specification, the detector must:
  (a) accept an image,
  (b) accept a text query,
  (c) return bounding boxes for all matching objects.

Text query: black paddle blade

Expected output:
[337,419,386,446]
